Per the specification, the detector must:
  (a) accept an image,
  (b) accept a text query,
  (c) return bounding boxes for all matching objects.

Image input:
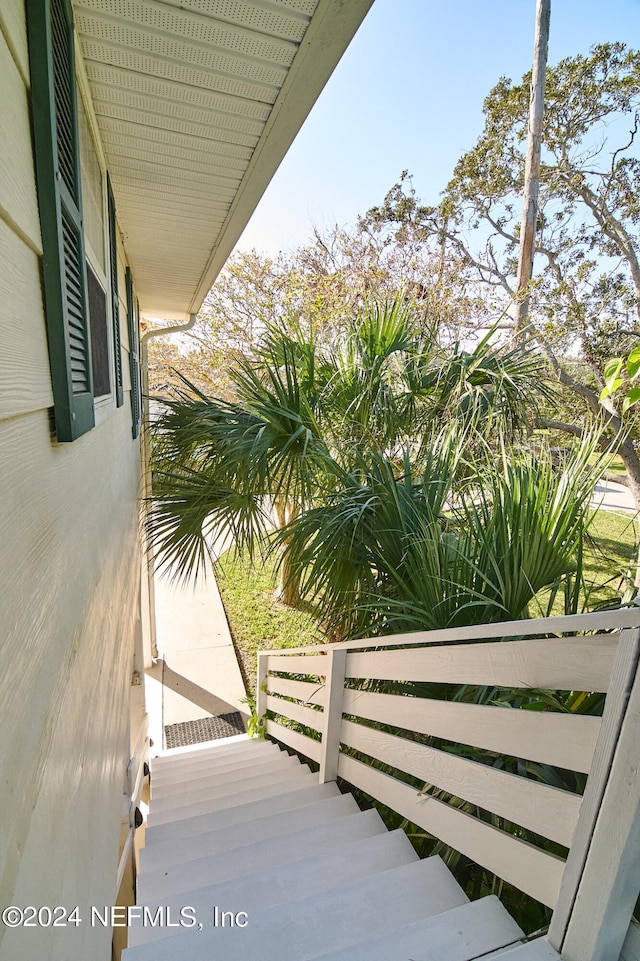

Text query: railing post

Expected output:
[319,648,347,783]
[550,628,640,961]
[255,652,269,736]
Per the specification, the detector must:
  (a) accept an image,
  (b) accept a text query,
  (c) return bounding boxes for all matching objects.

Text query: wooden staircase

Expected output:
[122,735,561,961]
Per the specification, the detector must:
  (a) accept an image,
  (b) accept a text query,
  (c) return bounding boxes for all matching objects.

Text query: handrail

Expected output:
[260,605,640,657]
[258,609,640,961]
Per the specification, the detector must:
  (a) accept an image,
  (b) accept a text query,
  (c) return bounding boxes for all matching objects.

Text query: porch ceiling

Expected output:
[73,0,373,319]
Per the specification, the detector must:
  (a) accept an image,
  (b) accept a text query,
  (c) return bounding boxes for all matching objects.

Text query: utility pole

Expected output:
[512,0,551,345]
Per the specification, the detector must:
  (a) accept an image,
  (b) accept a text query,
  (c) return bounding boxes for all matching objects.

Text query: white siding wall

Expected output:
[0,4,144,958]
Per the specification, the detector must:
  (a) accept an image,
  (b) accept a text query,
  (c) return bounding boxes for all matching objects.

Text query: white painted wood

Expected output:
[150,757,307,814]
[144,782,340,847]
[338,754,565,908]
[0,34,42,251]
[0,219,54,421]
[140,793,357,874]
[265,652,329,677]
[127,744,148,813]
[137,809,387,903]
[152,752,276,781]
[346,635,618,691]
[266,674,326,707]
[150,736,262,769]
[116,827,134,892]
[342,689,600,773]
[150,742,280,784]
[150,751,281,788]
[305,896,523,961]
[0,0,29,83]
[558,641,640,961]
[341,719,581,847]
[256,650,269,722]
[319,648,347,783]
[264,608,640,655]
[620,920,640,961]
[131,829,417,946]
[265,718,323,762]
[150,752,300,799]
[265,692,324,732]
[549,628,640,950]
[123,857,468,961]
[146,770,319,827]
[483,939,560,959]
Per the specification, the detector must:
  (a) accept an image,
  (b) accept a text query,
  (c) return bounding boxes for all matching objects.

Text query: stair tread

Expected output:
[123,857,468,961]
[137,807,386,902]
[481,939,560,960]
[150,761,308,814]
[147,769,317,826]
[141,791,358,873]
[150,753,300,800]
[150,744,281,786]
[144,782,340,847]
[150,741,278,780]
[305,895,524,961]
[150,737,261,767]
[129,829,418,946]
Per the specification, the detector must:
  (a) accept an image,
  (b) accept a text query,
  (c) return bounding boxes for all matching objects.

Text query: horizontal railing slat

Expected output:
[266,653,328,677]
[260,609,640,656]
[342,690,600,773]
[346,635,618,692]
[338,754,565,908]
[265,693,324,733]
[265,719,322,763]
[341,719,582,847]
[266,675,326,707]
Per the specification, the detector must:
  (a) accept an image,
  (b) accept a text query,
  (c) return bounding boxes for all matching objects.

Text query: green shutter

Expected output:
[107,175,124,407]
[126,268,143,439]
[27,0,94,442]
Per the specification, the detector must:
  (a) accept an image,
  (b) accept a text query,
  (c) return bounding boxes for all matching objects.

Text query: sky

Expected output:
[234,0,640,256]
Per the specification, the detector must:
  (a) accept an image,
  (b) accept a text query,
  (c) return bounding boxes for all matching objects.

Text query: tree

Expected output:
[366,43,640,506]
[148,298,553,620]
[281,435,605,640]
[147,218,484,396]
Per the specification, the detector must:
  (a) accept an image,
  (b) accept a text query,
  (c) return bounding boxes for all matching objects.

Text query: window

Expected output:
[27,0,94,441]
[126,268,143,439]
[107,176,124,407]
[26,0,125,437]
[86,265,110,398]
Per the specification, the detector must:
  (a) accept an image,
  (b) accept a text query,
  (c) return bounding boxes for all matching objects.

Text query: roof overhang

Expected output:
[73,0,374,319]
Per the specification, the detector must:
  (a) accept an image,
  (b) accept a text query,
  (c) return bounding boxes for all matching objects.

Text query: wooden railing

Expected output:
[256,607,640,961]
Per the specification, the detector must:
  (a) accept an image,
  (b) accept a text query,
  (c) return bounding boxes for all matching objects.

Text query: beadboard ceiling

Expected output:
[73,0,373,319]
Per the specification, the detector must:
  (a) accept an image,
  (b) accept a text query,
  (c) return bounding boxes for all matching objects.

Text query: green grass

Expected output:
[583,508,639,603]
[588,452,627,477]
[216,548,322,697]
[219,510,639,693]
[532,509,639,616]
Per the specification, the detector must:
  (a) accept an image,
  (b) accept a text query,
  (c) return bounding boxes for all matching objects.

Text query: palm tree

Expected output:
[280,434,606,639]
[148,296,559,623]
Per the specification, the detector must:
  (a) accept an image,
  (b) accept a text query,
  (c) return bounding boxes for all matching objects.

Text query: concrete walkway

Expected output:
[146,554,248,750]
[592,478,637,515]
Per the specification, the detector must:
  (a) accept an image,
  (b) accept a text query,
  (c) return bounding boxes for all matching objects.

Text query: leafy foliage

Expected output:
[365,43,640,506]
[149,300,555,604]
